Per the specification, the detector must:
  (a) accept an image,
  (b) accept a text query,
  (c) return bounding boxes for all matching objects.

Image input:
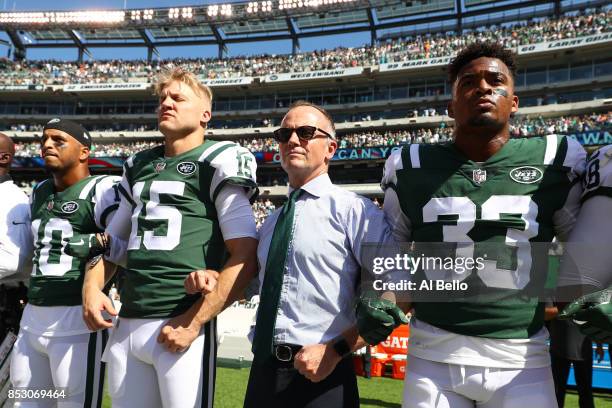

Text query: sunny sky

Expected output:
[0,0,371,61]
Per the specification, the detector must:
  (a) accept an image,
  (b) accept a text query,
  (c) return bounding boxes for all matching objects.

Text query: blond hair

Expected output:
[154,67,213,104]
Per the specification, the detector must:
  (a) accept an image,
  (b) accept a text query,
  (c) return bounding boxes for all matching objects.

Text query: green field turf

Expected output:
[102,366,612,407]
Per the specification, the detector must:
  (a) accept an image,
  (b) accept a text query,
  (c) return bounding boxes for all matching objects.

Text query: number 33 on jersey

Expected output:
[382,135,586,339]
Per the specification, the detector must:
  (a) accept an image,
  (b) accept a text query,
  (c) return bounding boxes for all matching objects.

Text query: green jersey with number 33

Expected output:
[117,140,258,318]
[382,135,585,339]
[29,175,121,306]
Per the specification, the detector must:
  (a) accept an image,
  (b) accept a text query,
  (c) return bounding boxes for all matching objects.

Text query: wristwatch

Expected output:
[332,336,352,359]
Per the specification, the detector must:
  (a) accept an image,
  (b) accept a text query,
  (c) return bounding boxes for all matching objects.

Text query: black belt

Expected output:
[273,343,302,362]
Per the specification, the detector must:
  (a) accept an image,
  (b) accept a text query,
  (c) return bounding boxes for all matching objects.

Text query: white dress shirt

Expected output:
[0,176,32,285]
[253,173,394,346]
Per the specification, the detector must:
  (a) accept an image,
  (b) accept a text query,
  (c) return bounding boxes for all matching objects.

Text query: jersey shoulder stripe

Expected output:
[200,141,259,203]
[381,143,453,190]
[543,134,563,165]
[198,140,235,163]
[92,175,121,229]
[409,144,421,169]
[78,175,106,200]
[537,134,585,179]
[91,175,121,190]
[557,135,586,175]
[99,203,119,229]
[381,146,404,190]
[125,154,135,168]
[116,184,134,206]
[511,134,562,167]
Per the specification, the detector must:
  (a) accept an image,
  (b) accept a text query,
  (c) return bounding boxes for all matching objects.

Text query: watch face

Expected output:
[333,338,351,358]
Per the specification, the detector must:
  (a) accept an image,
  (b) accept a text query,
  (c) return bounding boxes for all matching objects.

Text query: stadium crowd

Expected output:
[11,112,611,158]
[14,140,161,158]
[510,111,611,137]
[3,123,157,133]
[252,199,277,229]
[0,9,609,85]
[0,108,443,133]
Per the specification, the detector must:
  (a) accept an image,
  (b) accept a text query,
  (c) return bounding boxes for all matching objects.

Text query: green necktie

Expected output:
[252,188,303,360]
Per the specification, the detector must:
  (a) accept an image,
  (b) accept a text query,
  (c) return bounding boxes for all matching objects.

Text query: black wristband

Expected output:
[332,336,351,359]
[87,233,109,260]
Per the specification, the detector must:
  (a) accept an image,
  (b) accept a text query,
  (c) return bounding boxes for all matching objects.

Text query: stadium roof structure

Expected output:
[0,0,608,60]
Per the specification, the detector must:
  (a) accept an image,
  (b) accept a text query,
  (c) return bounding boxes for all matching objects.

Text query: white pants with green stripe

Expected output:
[103,317,217,408]
[10,329,107,408]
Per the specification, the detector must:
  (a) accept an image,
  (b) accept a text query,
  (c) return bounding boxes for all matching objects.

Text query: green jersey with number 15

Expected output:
[116,140,258,319]
[382,135,585,339]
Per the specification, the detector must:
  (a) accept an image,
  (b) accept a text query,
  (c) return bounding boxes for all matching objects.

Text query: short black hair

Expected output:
[448,42,517,84]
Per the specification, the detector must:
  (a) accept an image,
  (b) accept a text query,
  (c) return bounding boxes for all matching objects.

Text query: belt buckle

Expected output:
[274,344,293,362]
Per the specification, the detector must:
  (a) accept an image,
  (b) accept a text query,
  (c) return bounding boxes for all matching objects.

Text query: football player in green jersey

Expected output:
[81,68,258,408]
[558,144,612,342]
[10,118,120,408]
[377,43,586,407]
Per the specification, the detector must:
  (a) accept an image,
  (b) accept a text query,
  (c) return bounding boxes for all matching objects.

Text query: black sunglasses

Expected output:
[273,125,334,143]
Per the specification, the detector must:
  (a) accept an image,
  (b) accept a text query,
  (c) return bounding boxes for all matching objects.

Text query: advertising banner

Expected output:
[262,67,363,83]
[200,77,253,87]
[63,83,151,92]
[379,56,453,72]
[517,33,612,55]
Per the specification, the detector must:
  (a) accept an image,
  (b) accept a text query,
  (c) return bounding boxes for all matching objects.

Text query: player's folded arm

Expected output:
[557,145,612,302]
[99,171,134,268]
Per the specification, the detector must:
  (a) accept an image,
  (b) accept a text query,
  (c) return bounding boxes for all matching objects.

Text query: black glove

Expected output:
[64,233,106,260]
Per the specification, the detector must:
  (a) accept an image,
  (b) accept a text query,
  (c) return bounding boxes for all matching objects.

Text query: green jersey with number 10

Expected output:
[382,135,585,339]
[117,140,258,319]
[29,175,121,306]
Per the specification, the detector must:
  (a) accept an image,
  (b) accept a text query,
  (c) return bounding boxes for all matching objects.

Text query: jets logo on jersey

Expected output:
[154,162,166,173]
[61,201,79,214]
[177,161,197,176]
[509,166,543,184]
[472,169,487,184]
